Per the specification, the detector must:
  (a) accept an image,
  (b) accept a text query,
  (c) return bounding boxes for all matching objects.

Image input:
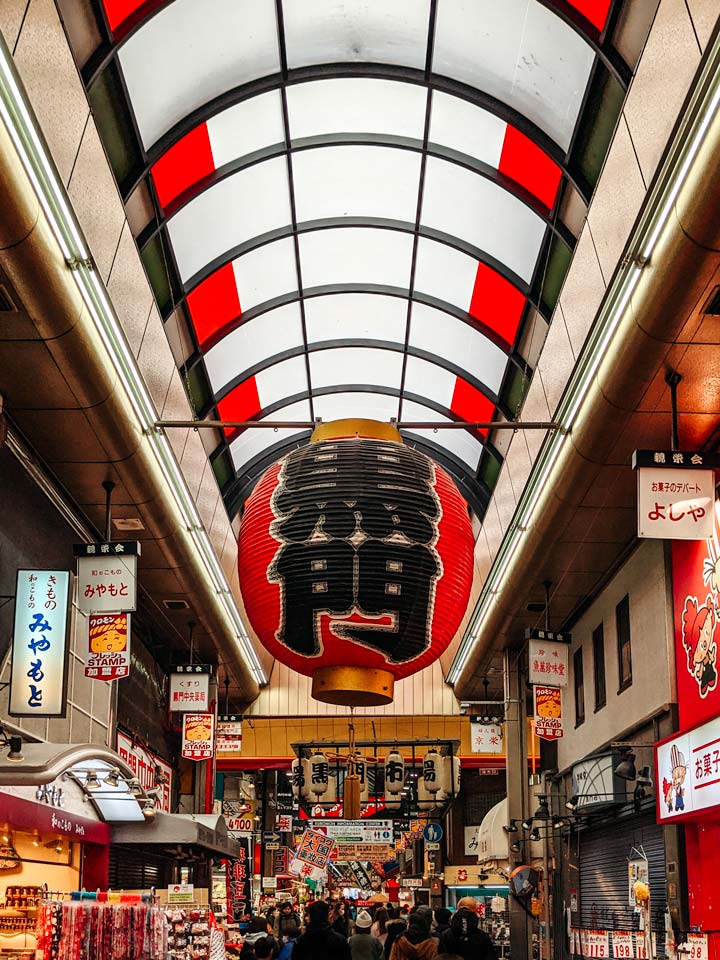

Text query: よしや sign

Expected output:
[633,450,717,541]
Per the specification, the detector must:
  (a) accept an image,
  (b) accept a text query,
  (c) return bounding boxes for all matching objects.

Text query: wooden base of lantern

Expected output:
[344,773,361,820]
[312,665,394,706]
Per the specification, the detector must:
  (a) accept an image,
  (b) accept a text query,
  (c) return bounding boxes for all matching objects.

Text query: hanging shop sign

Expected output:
[293,828,335,869]
[611,932,632,958]
[169,665,211,712]
[534,685,564,740]
[225,837,252,921]
[10,569,71,717]
[632,450,718,541]
[237,425,475,708]
[527,634,569,687]
[181,712,215,761]
[655,712,720,822]
[85,612,131,681]
[470,720,503,753]
[670,498,720,731]
[686,934,709,960]
[216,715,243,754]
[628,859,649,906]
[116,731,173,812]
[571,754,626,811]
[74,542,139,614]
[310,819,393,843]
[464,825,480,856]
[277,815,293,832]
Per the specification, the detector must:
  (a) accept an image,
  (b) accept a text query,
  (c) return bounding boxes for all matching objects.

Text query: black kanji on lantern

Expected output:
[268,439,443,663]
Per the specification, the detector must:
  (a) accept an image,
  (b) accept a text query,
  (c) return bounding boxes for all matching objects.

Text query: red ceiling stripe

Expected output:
[186,263,241,350]
[450,378,495,437]
[217,378,262,436]
[101,0,146,31]
[468,263,525,348]
[150,123,216,210]
[498,126,562,211]
[564,0,612,31]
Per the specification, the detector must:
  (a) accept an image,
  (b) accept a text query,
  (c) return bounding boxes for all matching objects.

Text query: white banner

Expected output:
[470,722,503,753]
[529,639,569,686]
[170,669,210,712]
[10,570,70,717]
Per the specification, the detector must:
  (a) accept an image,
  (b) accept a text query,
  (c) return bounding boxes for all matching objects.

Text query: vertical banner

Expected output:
[225,837,253,920]
[86,612,131,681]
[10,570,71,717]
[181,713,215,760]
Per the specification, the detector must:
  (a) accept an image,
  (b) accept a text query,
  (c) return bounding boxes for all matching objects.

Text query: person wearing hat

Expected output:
[438,908,497,960]
[350,910,384,960]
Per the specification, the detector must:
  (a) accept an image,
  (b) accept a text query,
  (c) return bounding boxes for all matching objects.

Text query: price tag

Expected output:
[584,931,610,958]
[687,935,709,960]
[612,932,633,958]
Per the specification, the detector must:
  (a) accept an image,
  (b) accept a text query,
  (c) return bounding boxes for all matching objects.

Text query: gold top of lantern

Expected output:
[310,418,402,443]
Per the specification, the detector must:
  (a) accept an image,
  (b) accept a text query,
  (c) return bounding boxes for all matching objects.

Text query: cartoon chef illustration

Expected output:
[682,595,718,698]
[669,744,688,813]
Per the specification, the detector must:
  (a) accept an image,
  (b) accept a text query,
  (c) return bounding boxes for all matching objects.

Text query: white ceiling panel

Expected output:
[204,302,304,392]
[309,346,403,389]
[421,156,546,283]
[231,236,298,311]
[312,391,399,423]
[409,302,507,394]
[292,145,422,223]
[432,0,594,151]
[287,78,427,141]
[429,92,506,167]
[413,237,478,312]
[207,90,285,166]
[119,0,280,149]
[282,0,431,71]
[304,293,408,344]
[403,355,456,409]
[229,400,311,472]
[401,399,483,471]
[299,227,414,289]
[256,354,309,405]
[167,157,291,282]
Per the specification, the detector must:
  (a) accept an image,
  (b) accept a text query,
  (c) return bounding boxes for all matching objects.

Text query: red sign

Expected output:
[534,686,564,740]
[0,790,110,844]
[237,437,474,684]
[86,612,131,681]
[671,499,720,731]
[181,713,215,760]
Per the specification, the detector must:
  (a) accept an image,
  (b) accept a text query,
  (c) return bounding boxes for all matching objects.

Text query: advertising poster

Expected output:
[85,612,131,681]
[181,712,215,760]
[534,685,564,740]
[671,501,720,731]
[225,837,252,920]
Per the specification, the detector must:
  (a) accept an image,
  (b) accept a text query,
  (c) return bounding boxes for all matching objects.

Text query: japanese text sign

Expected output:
[528,638,569,687]
[579,930,609,958]
[225,837,252,920]
[656,712,720,822]
[77,550,137,613]
[216,715,243,754]
[686,934,709,960]
[534,685,564,740]
[611,932,633,959]
[181,713,215,761]
[294,828,335,869]
[116,731,173,812]
[10,570,70,717]
[470,721,503,754]
[170,666,210,712]
[310,820,393,843]
[85,612,131,681]
[635,454,714,540]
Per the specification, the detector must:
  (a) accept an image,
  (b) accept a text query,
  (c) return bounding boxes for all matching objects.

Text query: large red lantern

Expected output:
[238,420,474,706]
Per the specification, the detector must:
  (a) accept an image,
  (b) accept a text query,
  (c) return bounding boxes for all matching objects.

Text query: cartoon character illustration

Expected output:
[670,745,687,812]
[663,777,674,814]
[89,615,127,652]
[682,595,718,697]
[535,689,561,719]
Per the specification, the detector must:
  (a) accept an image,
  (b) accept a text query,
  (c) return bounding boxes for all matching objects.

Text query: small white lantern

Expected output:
[309,752,330,797]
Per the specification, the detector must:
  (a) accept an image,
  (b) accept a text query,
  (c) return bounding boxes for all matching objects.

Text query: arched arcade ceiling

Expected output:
[76,0,631,523]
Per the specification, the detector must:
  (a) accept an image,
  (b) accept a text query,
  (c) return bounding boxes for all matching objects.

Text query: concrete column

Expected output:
[504,648,532,960]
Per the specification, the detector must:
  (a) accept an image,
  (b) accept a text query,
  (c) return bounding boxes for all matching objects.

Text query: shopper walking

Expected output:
[388,909,438,960]
[349,910,384,960]
[437,909,496,960]
[293,900,351,960]
[371,908,389,946]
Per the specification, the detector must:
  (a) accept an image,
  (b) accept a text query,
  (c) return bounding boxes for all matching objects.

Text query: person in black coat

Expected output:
[438,909,497,960]
[293,901,352,960]
[433,908,452,939]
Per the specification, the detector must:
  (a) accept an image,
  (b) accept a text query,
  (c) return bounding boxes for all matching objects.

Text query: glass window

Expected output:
[592,623,606,711]
[574,647,585,726]
[616,594,632,691]
[304,293,408,345]
[298,227,414,289]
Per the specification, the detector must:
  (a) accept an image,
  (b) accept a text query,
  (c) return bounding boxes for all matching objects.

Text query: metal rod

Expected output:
[155,419,561,431]
[101,480,115,543]
[666,369,682,450]
[543,580,551,631]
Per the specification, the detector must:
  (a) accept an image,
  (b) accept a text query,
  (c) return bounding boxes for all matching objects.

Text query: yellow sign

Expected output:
[334,843,394,861]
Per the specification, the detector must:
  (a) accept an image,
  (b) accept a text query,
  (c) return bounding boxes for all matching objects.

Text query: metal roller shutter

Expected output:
[579,813,666,953]
[108,847,164,890]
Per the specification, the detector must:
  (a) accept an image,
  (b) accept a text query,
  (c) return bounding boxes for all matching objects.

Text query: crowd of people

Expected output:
[229,896,496,960]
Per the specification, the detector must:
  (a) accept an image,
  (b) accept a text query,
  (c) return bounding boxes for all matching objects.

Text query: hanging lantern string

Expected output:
[348,709,356,777]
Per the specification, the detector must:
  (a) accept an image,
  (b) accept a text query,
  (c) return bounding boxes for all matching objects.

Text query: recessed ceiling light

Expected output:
[113,517,145,531]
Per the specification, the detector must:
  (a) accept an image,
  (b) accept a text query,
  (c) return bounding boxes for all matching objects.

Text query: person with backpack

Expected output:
[438,909,497,960]
[388,907,438,960]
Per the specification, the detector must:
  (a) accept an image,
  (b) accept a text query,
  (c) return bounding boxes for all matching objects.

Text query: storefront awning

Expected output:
[110,813,241,858]
[477,797,509,865]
